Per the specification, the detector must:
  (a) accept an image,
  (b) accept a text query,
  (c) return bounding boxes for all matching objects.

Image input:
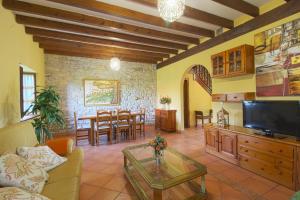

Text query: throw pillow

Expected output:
[0,154,48,193]
[0,187,50,200]
[17,146,67,171]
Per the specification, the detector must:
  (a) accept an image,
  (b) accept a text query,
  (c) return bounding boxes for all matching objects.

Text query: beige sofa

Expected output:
[0,121,83,200]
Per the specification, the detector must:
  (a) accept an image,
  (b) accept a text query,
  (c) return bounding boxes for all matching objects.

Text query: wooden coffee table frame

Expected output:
[122,144,207,200]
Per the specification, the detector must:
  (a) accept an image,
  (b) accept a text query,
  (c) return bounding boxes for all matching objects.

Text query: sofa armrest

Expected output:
[46,138,74,156]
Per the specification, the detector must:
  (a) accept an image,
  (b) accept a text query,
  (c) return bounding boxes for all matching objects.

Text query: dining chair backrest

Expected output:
[139,108,146,122]
[74,112,78,130]
[116,110,131,126]
[96,111,112,130]
[209,109,213,117]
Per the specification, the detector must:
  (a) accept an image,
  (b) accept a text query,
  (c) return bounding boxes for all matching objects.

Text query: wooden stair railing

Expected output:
[190,65,212,95]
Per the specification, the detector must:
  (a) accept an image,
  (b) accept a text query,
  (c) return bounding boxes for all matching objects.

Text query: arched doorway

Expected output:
[183,65,212,128]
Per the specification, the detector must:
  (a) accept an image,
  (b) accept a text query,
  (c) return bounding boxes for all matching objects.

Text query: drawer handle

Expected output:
[244,149,248,152]
[261,168,264,171]
[245,159,248,162]
[244,141,249,143]
[279,161,282,164]
[279,149,283,153]
[278,171,283,175]
[234,96,238,99]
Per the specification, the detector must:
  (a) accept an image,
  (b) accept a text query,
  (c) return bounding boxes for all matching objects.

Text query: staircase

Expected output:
[190,65,212,95]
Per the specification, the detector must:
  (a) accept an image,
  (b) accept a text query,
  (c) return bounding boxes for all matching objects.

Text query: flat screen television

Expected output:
[243,101,300,138]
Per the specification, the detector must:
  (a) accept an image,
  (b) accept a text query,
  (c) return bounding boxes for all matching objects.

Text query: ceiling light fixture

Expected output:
[158,0,185,23]
[110,57,121,71]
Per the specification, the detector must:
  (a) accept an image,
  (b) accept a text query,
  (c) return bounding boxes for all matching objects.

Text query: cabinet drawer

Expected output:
[212,94,226,102]
[239,145,293,170]
[239,155,294,188]
[238,135,294,159]
[227,92,255,102]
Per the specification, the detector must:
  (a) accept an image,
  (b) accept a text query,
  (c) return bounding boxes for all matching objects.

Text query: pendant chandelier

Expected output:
[110,57,121,71]
[158,0,185,23]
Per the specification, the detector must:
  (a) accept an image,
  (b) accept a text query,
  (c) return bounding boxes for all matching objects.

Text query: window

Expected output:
[20,66,36,119]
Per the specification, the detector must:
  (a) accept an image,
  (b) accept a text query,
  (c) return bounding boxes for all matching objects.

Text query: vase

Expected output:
[161,104,167,110]
[155,155,161,165]
[154,150,164,165]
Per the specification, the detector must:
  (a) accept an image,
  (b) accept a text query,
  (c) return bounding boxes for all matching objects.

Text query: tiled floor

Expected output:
[78,126,295,200]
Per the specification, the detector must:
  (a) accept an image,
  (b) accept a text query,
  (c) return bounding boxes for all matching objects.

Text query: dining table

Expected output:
[78,112,140,146]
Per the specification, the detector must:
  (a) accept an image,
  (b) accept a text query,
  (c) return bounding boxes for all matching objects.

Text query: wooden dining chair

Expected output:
[195,109,213,127]
[115,110,132,142]
[74,112,91,146]
[136,108,146,137]
[96,111,113,145]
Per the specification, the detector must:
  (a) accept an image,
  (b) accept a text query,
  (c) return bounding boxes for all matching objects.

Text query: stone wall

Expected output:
[45,54,157,132]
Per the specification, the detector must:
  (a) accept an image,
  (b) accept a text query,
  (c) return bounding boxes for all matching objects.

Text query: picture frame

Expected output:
[84,79,120,106]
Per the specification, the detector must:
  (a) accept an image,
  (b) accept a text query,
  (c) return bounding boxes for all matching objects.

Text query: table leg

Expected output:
[153,189,162,200]
[124,155,127,168]
[133,116,136,140]
[201,175,206,194]
[90,119,95,146]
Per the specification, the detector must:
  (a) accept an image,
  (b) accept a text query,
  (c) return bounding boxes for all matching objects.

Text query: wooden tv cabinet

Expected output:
[204,124,300,190]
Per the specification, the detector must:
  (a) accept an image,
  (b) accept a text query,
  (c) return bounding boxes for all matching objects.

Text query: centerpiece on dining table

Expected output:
[149,135,167,165]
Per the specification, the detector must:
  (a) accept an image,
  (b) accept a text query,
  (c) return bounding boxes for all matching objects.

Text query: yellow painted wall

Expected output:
[0,1,45,128]
[184,74,212,127]
[157,0,300,130]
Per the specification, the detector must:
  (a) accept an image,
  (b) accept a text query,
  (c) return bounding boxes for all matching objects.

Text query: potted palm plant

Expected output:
[25,86,65,144]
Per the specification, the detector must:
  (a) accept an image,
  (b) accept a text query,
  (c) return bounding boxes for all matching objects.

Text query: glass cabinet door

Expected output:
[226,47,244,75]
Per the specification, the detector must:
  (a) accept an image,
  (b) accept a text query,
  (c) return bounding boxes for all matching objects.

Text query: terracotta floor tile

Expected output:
[221,183,251,200]
[263,187,294,200]
[115,193,138,200]
[221,166,252,183]
[80,184,100,200]
[239,176,277,195]
[121,183,136,196]
[81,171,114,187]
[103,176,128,192]
[89,188,120,200]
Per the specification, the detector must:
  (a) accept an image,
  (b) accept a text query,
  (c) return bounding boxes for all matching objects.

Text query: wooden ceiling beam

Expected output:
[16,15,187,50]
[33,36,168,59]
[2,0,198,45]
[211,0,259,17]
[128,0,234,29]
[46,0,215,37]
[25,27,178,54]
[157,0,300,68]
[44,49,158,64]
[42,45,161,61]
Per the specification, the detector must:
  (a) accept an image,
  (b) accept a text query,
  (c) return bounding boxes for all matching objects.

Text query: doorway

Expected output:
[183,79,190,128]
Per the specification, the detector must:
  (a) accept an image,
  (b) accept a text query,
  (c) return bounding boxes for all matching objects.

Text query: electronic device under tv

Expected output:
[243,101,300,139]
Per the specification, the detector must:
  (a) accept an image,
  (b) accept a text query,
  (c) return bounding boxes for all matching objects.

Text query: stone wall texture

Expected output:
[45,54,157,132]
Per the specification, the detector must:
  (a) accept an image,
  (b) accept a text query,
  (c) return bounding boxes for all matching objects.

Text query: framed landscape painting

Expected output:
[254,18,300,96]
[84,80,120,106]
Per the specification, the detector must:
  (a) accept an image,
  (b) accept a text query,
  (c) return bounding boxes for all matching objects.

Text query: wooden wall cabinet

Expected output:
[155,109,176,132]
[211,44,254,78]
[204,125,300,190]
[212,92,255,102]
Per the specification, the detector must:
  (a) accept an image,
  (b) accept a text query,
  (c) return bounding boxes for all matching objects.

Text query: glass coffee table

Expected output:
[122,144,207,200]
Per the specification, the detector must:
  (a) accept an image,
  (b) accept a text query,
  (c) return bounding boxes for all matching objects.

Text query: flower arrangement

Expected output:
[149,135,167,157]
[160,96,171,105]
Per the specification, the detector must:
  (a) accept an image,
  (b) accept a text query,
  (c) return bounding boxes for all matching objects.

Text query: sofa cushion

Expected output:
[0,187,50,200]
[42,177,80,200]
[0,154,48,193]
[47,149,83,184]
[17,146,67,171]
